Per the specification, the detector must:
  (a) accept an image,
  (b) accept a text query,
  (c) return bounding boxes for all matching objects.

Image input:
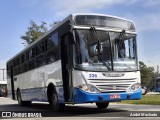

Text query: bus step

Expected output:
[64,102,75,104]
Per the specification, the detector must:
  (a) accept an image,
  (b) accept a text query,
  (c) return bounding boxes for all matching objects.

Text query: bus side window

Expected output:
[45,32,59,64]
[28,48,35,60]
[46,37,52,50]
[51,32,58,47]
[36,42,45,56]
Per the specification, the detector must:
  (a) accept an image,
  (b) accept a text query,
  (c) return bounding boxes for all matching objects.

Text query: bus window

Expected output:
[21,54,26,64]
[51,32,58,47]
[46,32,58,50]
[36,42,45,56]
[46,37,52,50]
[28,48,35,60]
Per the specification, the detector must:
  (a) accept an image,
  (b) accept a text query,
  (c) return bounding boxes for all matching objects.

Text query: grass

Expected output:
[120,94,160,105]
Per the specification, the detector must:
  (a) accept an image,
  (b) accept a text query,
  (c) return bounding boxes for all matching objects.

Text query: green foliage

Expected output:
[21,20,48,44]
[139,61,155,90]
[21,20,61,45]
[120,94,160,105]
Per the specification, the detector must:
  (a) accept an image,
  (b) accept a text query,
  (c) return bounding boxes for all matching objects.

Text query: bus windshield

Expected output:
[73,29,138,71]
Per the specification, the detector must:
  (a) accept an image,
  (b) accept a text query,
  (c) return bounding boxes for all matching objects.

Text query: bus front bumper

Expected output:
[74,88,142,104]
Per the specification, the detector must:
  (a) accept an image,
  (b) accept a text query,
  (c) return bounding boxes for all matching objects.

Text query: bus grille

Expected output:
[88,78,136,93]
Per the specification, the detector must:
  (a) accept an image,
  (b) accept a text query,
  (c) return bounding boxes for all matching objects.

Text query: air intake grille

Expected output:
[88,78,136,93]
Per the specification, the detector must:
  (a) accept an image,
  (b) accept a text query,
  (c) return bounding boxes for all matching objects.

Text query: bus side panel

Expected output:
[16,86,64,102]
[20,88,48,102]
[14,60,64,102]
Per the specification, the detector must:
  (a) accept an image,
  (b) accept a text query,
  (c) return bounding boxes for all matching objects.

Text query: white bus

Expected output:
[7,13,141,111]
[0,81,7,87]
[0,81,7,97]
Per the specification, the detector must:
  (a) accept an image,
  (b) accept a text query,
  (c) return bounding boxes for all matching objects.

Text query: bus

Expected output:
[155,77,160,92]
[7,13,141,111]
[0,81,7,97]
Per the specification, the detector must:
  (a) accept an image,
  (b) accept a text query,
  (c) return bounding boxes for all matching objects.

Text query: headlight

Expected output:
[127,83,141,92]
[77,84,100,93]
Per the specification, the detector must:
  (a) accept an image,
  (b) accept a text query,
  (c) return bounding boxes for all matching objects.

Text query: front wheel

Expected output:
[49,88,65,112]
[96,102,109,109]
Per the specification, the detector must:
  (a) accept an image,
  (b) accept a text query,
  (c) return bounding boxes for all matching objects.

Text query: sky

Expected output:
[0,0,160,80]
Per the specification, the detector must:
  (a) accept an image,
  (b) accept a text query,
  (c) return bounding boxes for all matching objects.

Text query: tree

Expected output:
[21,20,48,44]
[21,20,61,45]
[139,61,155,90]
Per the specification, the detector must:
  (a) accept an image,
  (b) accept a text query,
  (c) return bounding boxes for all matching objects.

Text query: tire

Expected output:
[96,102,109,109]
[48,87,65,112]
[17,90,31,106]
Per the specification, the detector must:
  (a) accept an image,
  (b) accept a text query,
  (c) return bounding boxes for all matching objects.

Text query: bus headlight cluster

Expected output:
[127,83,141,92]
[77,84,100,93]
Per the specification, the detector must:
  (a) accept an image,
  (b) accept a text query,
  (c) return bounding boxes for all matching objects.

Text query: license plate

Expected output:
[110,94,120,99]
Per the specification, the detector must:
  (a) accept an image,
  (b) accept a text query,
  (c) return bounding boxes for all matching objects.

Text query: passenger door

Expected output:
[10,66,15,100]
[61,33,73,102]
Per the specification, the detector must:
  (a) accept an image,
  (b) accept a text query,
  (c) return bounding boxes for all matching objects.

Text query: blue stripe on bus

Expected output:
[74,88,142,104]
[13,86,64,103]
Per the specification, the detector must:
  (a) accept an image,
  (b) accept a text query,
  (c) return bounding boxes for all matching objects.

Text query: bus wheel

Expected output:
[17,90,23,106]
[17,90,31,106]
[49,88,65,112]
[96,102,109,109]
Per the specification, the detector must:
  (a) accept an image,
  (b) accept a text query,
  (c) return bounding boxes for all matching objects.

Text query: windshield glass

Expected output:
[73,29,138,71]
[110,32,137,71]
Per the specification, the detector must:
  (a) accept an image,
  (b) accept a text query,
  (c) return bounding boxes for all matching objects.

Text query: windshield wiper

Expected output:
[90,27,111,70]
[90,27,102,62]
[119,29,125,39]
[116,29,126,58]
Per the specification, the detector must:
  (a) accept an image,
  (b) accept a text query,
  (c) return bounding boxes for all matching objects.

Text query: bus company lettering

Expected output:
[102,73,125,77]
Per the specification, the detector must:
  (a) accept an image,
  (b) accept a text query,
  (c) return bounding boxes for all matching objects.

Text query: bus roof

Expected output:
[7,13,136,63]
[71,13,135,24]
[0,81,7,84]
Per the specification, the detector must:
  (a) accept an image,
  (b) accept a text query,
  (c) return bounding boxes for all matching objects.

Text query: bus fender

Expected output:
[45,78,63,87]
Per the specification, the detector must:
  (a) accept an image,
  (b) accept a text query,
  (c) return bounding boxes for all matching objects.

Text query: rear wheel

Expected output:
[17,90,31,106]
[96,102,109,109]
